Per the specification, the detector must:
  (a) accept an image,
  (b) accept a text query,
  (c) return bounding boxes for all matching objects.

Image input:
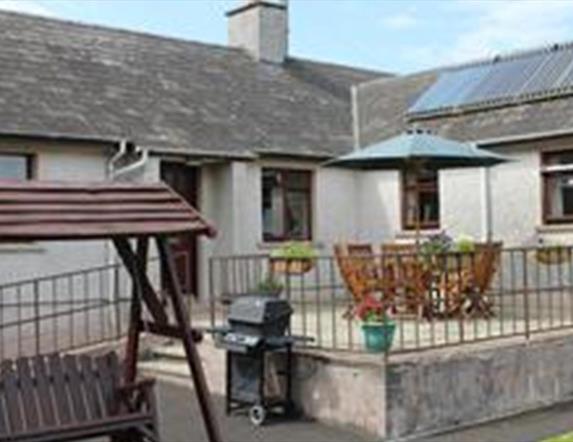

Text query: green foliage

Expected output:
[420,232,452,257]
[453,235,475,253]
[542,432,573,442]
[255,274,284,295]
[270,242,317,260]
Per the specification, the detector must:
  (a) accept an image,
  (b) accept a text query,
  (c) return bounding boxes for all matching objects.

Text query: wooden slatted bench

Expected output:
[0,352,159,442]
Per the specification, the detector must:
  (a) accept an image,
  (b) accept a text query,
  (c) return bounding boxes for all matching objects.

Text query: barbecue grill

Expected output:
[210,295,301,426]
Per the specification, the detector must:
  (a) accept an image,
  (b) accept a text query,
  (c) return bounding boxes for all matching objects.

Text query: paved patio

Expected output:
[415,399,573,442]
[108,377,371,442]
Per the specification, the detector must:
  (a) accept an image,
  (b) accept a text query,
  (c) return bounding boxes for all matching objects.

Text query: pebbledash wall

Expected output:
[0,138,112,284]
[1,134,573,295]
[195,330,573,440]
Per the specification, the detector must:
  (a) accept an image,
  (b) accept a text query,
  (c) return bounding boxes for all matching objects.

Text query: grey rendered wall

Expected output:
[386,332,573,439]
[0,139,111,283]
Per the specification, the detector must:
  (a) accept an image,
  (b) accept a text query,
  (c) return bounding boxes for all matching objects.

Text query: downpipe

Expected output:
[111,144,149,180]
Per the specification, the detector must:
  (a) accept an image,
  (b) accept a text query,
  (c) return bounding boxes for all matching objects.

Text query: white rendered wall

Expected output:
[0,140,111,284]
[355,170,401,243]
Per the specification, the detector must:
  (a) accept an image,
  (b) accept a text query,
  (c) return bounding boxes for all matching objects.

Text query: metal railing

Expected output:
[0,250,192,360]
[208,246,573,354]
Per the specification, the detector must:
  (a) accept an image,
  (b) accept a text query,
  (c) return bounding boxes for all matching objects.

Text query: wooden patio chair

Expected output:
[334,243,378,303]
[439,242,503,318]
[380,243,432,318]
[334,243,398,315]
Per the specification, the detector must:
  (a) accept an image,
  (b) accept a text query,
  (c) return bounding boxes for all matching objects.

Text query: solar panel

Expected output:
[408,44,573,116]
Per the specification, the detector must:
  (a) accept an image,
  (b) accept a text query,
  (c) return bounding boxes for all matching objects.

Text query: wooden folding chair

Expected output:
[439,242,502,318]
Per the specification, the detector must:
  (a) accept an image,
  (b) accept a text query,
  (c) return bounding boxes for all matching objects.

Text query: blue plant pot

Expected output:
[361,322,396,353]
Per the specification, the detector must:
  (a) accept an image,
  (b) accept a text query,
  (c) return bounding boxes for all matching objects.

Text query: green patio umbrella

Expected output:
[325,129,510,244]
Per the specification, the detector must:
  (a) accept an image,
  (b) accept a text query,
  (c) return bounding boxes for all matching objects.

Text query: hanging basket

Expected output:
[536,246,571,265]
[270,257,315,275]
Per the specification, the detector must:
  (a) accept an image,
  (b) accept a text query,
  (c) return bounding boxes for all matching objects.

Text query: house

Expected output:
[0,1,385,293]
[2,0,573,298]
[353,44,573,248]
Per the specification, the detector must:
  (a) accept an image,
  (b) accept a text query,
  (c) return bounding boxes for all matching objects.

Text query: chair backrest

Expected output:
[0,352,120,437]
[472,242,503,293]
[380,242,418,278]
[334,243,379,303]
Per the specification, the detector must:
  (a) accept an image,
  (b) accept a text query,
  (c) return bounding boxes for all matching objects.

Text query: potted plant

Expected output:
[420,232,452,270]
[536,245,570,265]
[270,242,317,275]
[254,273,284,297]
[355,295,396,353]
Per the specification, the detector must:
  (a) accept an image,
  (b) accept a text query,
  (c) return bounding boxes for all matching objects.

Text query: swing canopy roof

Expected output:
[0,180,216,242]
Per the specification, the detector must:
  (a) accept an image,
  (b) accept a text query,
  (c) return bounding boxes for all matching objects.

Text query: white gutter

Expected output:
[476,127,573,147]
[107,139,129,177]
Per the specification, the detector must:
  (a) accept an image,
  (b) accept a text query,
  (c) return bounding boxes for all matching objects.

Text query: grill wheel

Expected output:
[249,405,267,426]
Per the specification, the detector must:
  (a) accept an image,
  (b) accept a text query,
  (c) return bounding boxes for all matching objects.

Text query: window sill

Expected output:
[0,243,45,254]
[395,229,443,240]
[257,241,324,251]
[537,224,573,234]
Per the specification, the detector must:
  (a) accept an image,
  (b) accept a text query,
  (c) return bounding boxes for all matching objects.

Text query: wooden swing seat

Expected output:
[0,352,158,442]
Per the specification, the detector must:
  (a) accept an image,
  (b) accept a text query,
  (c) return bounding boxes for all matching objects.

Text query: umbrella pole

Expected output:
[413,162,422,251]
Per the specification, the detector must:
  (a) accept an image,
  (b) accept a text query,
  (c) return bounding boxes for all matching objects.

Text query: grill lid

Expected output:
[228,295,292,325]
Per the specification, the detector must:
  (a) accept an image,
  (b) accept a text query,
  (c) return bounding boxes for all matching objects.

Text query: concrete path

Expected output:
[415,401,573,442]
[135,377,373,442]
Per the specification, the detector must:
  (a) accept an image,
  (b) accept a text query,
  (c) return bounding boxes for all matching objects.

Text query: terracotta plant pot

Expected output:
[536,247,571,265]
[270,258,315,275]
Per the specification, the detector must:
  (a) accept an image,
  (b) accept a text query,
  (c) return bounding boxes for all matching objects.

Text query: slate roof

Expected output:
[0,11,386,158]
[356,46,573,148]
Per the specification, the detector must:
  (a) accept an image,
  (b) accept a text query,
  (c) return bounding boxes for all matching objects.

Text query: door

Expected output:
[160,162,200,297]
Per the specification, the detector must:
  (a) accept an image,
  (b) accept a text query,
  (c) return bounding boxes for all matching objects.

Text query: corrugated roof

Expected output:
[0,181,215,241]
[0,11,387,158]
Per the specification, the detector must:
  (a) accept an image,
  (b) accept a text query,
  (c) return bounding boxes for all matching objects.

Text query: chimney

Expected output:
[227,0,288,64]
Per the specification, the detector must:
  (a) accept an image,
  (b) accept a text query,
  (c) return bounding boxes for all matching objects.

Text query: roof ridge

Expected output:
[0,9,240,54]
[287,56,393,78]
[0,9,388,76]
[440,41,573,73]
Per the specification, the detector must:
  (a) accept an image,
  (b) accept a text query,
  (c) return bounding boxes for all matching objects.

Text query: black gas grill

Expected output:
[210,295,300,426]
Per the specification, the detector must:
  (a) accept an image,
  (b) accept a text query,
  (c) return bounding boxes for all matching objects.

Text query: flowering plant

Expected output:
[354,295,392,324]
[421,232,453,257]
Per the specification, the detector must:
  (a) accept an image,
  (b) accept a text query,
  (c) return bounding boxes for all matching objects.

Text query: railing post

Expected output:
[113,263,122,338]
[33,280,40,356]
[208,256,216,328]
[523,249,530,340]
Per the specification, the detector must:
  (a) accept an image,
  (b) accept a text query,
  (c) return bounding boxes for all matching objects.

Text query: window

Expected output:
[262,169,312,241]
[0,154,33,180]
[542,150,573,223]
[402,168,440,230]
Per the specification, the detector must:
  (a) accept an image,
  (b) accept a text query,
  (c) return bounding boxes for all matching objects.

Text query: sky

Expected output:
[1,0,573,74]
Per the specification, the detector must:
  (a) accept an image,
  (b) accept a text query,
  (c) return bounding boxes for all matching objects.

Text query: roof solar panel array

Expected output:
[408,44,573,116]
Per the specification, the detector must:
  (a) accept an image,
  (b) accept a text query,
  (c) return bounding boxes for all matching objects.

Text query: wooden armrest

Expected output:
[118,377,156,395]
[116,377,157,414]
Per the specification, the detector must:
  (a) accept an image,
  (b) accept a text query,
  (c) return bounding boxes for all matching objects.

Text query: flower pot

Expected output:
[536,247,571,265]
[361,322,396,353]
[270,258,315,275]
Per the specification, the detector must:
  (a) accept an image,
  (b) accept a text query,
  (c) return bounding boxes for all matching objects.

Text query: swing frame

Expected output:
[0,180,222,442]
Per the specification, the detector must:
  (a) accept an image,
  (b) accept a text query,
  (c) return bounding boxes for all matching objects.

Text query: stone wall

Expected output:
[195,331,573,440]
[386,331,573,439]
